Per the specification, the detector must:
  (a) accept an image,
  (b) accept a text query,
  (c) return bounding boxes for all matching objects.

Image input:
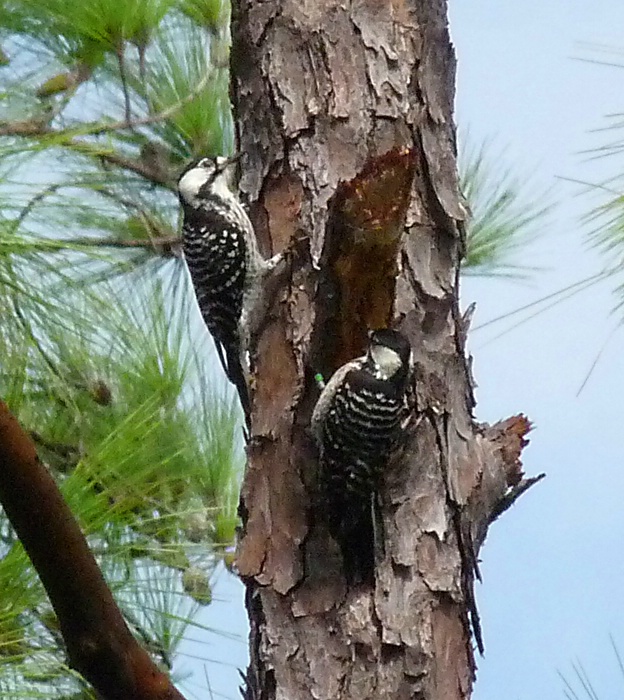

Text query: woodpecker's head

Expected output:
[177,155,236,207]
[366,328,413,382]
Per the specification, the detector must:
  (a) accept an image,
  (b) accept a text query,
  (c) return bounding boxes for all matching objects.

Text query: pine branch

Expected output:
[0,127,174,189]
[81,67,213,137]
[489,473,546,523]
[16,235,181,257]
[0,64,218,189]
[0,121,174,187]
[116,44,134,126]
[71,141,175,188]
[73,234,180,254]
[0,399,188,700]
[0,119,50,137]
[0,68,213,141]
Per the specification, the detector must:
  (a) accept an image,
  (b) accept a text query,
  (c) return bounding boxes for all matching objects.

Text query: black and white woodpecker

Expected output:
[177,156,280,433]
[311,328,413,584]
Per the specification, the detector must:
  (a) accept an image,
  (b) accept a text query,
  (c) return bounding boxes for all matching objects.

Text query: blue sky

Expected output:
[180,3,624,698]
[453,1,624,699]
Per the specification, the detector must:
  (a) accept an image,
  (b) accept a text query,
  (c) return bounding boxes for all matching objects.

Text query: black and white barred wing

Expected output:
[182,206,251,429]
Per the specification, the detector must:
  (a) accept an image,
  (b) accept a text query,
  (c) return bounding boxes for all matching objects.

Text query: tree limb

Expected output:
[75,235,181,256]
[70,141,175,189]
[489,473,546,524]
[0,123,175,189]
[0,399,188,700]
[0,67,213,147]
[19,235,181,257]
[0,119,49,137]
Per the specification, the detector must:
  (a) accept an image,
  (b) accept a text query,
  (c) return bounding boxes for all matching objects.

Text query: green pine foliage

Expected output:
[0,0,547,693]
[559,636,624,700]
[572,46,624,313]
[0,0,241,696]
[584,160,624,313]
[460,136,552,277]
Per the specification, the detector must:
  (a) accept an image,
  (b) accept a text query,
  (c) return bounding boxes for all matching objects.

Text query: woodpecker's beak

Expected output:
[216,153,242,173]
[226,152,242,164]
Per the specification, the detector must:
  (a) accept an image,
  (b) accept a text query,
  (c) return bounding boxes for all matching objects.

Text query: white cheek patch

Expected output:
[178,167,211,203]
[370,345,402,378]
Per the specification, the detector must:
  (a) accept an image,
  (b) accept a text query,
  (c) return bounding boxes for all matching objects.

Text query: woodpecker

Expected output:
[178,156,276,433]
[311,328,413,584]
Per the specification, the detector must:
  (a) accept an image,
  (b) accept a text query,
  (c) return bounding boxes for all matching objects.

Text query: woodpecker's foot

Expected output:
[265,251,285,272]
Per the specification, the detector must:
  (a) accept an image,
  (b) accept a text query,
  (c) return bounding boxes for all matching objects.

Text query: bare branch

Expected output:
[0,120,175,188]
[16,235,181,257]
[70,142,175,188]
[116,45,133,126]
[13,184,63,233]
[489,473,546,524]
[76,235,180,254]
[0,119,49,137]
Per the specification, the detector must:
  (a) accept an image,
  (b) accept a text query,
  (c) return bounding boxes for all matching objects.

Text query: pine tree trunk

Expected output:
[231,3,538,699]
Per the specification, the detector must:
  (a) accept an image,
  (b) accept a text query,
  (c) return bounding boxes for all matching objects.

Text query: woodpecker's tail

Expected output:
[213,339,252,438]
[327,486,382,586]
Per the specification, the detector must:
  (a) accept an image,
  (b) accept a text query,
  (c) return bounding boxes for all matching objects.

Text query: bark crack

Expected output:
[428,408,482,657]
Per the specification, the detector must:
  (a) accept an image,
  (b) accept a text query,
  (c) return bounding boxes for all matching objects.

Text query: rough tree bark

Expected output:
[231,3,541,699]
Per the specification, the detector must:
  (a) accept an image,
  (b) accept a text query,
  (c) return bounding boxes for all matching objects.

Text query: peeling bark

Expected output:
[232,2,540,699]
